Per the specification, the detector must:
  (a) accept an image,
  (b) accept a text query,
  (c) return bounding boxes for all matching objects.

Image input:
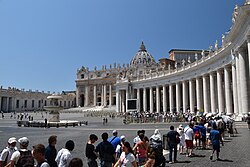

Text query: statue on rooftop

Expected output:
[201,50,205,57]
[182,59,185,67]
[232,5,239,24]
[215,40,218,50]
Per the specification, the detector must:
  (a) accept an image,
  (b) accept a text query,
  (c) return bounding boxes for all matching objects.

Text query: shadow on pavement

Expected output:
[217,158,233,162]
[166,160,191,164]
[190,154,206,158]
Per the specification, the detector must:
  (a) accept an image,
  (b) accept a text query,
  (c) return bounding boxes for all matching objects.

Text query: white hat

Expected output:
[18,137,29,146]
[113,130,117,134]
[120,135,125,140]
[8,137,17,144]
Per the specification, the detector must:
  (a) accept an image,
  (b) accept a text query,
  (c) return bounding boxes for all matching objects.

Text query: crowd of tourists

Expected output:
[0,111,248,167]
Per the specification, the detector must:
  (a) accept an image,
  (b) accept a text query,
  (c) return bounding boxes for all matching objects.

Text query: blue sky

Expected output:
[0,0,245,93]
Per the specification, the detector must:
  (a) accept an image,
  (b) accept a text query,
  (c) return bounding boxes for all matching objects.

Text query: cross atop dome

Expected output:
[139,41,147,52]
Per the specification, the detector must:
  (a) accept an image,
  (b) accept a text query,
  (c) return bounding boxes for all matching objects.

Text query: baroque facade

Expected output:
[0,87,76,112]
[76,2,250,120]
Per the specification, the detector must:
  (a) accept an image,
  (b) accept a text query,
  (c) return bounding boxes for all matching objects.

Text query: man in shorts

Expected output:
[210,124,223,161]
[184,123,194,157]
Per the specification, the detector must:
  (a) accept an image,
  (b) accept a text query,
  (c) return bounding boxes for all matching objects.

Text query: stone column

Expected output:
[232,62,239,116]
[143,87,147,112]
[196,77,201,111]
[109,85,112,106]
[93,85,97,106]
[176,82,181,113]
[238,47,249,115]
[156,86,160,113]
[101,85,103,106]
[103,84,107,106]
[189,80,195,114]
[182,81,188,113]
[210,73,216,114]
[121,90,126,113]
[162,85,167,113]
[85,86,89,107]
[217,69,225,114]
[137,88,140,112]
[169,84,173,114]
[6,97,9,112]
[76,87,79,107]
[236,51,242,118]
[224,66,233,116]
[116,90,120,112]
[150,87,154,113]
[203,75,210,113]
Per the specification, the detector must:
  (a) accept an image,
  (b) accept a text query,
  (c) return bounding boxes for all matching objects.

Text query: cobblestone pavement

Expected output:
[0,112,249,167]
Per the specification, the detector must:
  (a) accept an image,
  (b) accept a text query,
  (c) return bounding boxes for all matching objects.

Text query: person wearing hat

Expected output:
[108,130,121,150]
[0,137,17,167]
[115,135,125,159]
[9,137,35,167]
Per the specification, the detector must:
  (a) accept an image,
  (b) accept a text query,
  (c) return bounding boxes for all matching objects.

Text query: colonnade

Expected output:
[116,40,250,119]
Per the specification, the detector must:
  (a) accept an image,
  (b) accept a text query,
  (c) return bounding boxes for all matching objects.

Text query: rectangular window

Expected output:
[68,101,70,107]
[38,100,41,108]
[64,101,66,107]
[16,100,19,108]
[24,100,27,108]
[32,100,35,108]
[44,100,47,106]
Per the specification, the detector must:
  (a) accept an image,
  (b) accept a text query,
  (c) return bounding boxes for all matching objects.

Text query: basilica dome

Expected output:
[130,42,157,68]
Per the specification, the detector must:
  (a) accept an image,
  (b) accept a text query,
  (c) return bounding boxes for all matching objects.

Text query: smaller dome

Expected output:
[130,42,156,68]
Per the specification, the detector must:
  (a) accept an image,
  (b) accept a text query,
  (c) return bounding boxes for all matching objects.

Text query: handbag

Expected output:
[176,136,180,144]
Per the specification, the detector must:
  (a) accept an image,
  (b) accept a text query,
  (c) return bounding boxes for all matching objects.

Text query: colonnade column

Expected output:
[224,66,233,115]
[169,84,173,114]
[76,87,79,107]
[238,48,249,115]
[248,36,250,86]
[232,62,239,116]
[85,86,89,107]
[109,85,112,106]
[156,86,160,113]
[93,85,97,106]
[103,84,107,106]
[210,73,216,114]
[217,69,225,114]
[116,90,120,112]
[137,88,140,112]
[101,85,103,106]
[176,83,181,113]
[203,75,210,113]
[150,87,153,113]
[189,80,195,114]
[143,88,147,112]
[162,85,167,113]
[196,77,201,111]
[121,90,126,113]
[182,81,188,113]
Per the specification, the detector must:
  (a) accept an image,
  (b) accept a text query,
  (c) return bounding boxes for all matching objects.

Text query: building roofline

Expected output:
[168,49,209,53]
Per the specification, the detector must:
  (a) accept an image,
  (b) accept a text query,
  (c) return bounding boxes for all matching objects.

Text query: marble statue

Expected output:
[222,34,225,47]
[232,5,238,24]
[201,50,205,57]
[182,59,185,67]
[214,40,218,50]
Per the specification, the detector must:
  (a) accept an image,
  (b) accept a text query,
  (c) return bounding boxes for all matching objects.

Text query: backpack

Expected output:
[194,130,200,139]
[16,150,34,167]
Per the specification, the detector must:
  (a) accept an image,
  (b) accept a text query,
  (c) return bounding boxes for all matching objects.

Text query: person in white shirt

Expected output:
[0,137,17,167]
[184,123,194,157]
[114,141,137,167]
[55,140,75,167]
